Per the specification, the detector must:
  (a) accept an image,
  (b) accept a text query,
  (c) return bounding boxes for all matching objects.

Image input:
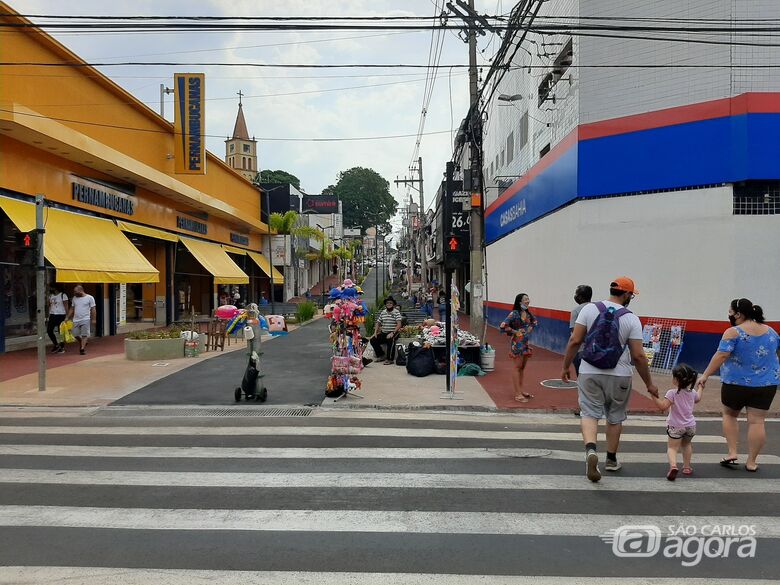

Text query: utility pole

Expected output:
[466,0,485,341]
[159,84,173,118]
[35,194,46,392]
[394,156,427,295]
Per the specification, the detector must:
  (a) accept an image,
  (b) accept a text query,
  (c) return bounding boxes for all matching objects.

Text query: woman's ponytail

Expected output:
[752,304,765,324]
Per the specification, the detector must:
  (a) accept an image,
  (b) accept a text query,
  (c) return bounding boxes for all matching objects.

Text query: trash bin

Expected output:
[480,347,496,372]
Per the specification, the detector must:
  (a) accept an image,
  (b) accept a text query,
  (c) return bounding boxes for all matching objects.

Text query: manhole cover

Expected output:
[540,378,578,389]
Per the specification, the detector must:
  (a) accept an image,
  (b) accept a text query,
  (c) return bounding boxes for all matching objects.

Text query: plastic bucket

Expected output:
[480,350,496,372]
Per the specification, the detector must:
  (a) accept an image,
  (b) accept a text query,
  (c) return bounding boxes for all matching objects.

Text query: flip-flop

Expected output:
[521,392,535,399]
[514,396,530,403]
[682,467,693,475]
[667,467,678,481]
[720,457,739,468]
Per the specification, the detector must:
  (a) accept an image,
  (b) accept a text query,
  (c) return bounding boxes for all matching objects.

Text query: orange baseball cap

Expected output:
[611,276,639,295]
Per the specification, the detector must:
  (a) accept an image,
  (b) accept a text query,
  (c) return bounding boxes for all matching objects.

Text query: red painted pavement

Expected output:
[461,315,657,413]
[0,334,128,383]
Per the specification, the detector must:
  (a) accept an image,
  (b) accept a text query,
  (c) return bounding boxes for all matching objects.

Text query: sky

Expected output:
[11,0,506,233]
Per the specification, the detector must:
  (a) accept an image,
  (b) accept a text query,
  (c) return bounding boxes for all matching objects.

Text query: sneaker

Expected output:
[585,449,601,482]
[605,459,622,472]
[56,346,66,354]
[50,346,60,354]
[79,349,86,355]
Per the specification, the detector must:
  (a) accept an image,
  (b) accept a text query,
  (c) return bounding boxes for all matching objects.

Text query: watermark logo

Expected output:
[601,524,757,567]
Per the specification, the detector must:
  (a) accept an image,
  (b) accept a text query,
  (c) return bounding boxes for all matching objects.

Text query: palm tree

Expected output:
[269,211,323,296]
[305,232,333,306]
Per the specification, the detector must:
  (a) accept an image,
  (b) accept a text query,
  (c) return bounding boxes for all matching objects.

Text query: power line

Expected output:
[0,107,457,142]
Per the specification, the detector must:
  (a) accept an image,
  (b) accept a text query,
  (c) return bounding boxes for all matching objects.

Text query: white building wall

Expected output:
[483,0,580,207]
[732,0,780,93]
[486,186,780,320]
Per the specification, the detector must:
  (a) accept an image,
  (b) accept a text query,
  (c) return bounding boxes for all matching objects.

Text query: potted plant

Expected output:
[125,327,186,361]
[396,325,423,348]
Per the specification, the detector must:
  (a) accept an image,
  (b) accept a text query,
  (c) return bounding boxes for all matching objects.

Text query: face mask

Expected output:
[728,315,737,326]
[520,304,528,311]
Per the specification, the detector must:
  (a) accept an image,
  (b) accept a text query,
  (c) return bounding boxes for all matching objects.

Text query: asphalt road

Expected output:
[112,318,332,406]
[0,411,777,583]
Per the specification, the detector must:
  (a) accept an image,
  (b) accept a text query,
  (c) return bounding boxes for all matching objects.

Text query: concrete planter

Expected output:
[125,337,185,361]
[396,337,419,350]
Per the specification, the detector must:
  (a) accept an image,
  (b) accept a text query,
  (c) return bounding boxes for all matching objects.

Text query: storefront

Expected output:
[0,6,276,352]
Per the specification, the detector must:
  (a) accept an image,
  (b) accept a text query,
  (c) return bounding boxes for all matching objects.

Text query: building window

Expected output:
[733,180,780,215]
[248,159,252,171]
[500,149,505,166]
[243,144,251,153]
[538,38,573,106]
[539,143,551,159]
[495,154,499,170]
[242,157,247,170]
[229,144,235,153]
[506,132,514,164]
[519,112,529,149]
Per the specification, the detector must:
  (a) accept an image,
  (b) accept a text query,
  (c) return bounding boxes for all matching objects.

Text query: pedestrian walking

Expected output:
[370,296,402,365]
[697,298,779,472]
[422,295,434,319]
[562,277,658,482]
[437,290,446,322]
[569,285,593,375]
[651,364,702,480]
[500,293,538,403]
[66,285,96,356]
[47,284,69,354]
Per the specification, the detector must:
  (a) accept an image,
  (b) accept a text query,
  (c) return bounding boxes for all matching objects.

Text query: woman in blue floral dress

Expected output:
[698,298,779,472]
[500,293,538,402]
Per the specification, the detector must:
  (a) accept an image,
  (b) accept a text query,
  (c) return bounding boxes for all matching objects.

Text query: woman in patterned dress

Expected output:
[500,293,538,403]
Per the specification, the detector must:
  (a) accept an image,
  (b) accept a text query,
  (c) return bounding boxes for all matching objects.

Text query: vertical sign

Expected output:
[118,284,127,326]
[450,283,460,392]
[173,73,205,175]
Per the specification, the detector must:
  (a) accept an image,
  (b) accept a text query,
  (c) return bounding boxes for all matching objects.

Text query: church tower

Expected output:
[225,91,258,182]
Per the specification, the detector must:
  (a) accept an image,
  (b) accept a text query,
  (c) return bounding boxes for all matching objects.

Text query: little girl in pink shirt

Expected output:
[652,364,702,481]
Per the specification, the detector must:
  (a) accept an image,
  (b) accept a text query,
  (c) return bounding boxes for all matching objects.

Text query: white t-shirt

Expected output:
[575,300,643,377]
[48,292,68,316]
[71,294,96,323]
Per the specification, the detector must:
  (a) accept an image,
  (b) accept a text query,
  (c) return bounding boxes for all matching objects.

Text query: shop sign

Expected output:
[71,178,135,215]
[173,73,206,175]
[230,232,249,246]
[302,195,338,213]
[177,216,207,234]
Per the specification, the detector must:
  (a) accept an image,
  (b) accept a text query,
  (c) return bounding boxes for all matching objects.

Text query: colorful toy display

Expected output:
[325,279,366,400]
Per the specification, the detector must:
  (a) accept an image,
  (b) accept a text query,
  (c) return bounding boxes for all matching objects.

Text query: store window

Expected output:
[1,213,36,342]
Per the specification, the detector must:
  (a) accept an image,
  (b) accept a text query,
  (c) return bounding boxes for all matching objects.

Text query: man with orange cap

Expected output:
[562,277,658,482]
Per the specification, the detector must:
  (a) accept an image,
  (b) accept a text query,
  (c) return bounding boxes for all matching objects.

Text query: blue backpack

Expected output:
[581,302,630,369]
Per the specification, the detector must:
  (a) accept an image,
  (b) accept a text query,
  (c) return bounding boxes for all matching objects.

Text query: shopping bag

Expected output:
[59,320,76,344]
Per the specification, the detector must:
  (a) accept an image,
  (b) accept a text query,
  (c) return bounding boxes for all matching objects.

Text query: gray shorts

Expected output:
[578,373,633,424]
[667,425,696,440]
[72,320,91,338]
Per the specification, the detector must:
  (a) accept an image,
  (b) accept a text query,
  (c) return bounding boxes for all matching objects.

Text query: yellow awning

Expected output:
[117,220,178,243]
[179,237,249,285]
[246,251,285,284]
[0,196,36,232]
[221,244,247,256]
[0,196,159,283]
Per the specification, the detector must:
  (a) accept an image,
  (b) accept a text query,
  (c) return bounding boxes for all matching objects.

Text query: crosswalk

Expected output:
[0,411,777,583]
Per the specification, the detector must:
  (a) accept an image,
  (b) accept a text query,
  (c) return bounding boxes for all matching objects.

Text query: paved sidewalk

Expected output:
[0,320,315,408]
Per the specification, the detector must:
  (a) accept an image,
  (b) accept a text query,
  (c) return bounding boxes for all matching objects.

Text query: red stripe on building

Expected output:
[483,301,779,335]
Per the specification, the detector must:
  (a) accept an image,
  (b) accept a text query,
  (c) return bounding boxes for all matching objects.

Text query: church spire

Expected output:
[231,90,250,140]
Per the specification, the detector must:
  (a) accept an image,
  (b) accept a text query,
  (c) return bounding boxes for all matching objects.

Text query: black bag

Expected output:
[434,357,448,375]
[241,364,259,394]
[406,345,435,377]
[395,344,407,366]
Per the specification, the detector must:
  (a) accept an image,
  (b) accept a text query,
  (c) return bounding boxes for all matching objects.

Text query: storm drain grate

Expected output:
[95,407,313,418]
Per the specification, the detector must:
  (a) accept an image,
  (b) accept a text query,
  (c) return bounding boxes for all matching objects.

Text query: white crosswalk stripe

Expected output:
[0,415,777,582]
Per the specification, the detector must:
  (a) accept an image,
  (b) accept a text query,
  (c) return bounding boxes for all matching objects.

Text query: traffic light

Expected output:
[447,235,462,253]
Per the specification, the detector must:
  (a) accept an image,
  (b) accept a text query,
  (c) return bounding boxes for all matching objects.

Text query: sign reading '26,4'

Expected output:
[174,73,205,175]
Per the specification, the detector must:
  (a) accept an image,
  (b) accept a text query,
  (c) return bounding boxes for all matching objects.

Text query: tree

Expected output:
[256,169,301,190]
[269,211,323,296]
[325,167,398,232]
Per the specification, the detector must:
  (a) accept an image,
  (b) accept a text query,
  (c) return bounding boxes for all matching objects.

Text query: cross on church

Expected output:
[237,90,244,106]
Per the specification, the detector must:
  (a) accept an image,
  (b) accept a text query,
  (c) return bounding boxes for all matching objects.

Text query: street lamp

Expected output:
[497,93,522,102]
[316,223,335,308]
